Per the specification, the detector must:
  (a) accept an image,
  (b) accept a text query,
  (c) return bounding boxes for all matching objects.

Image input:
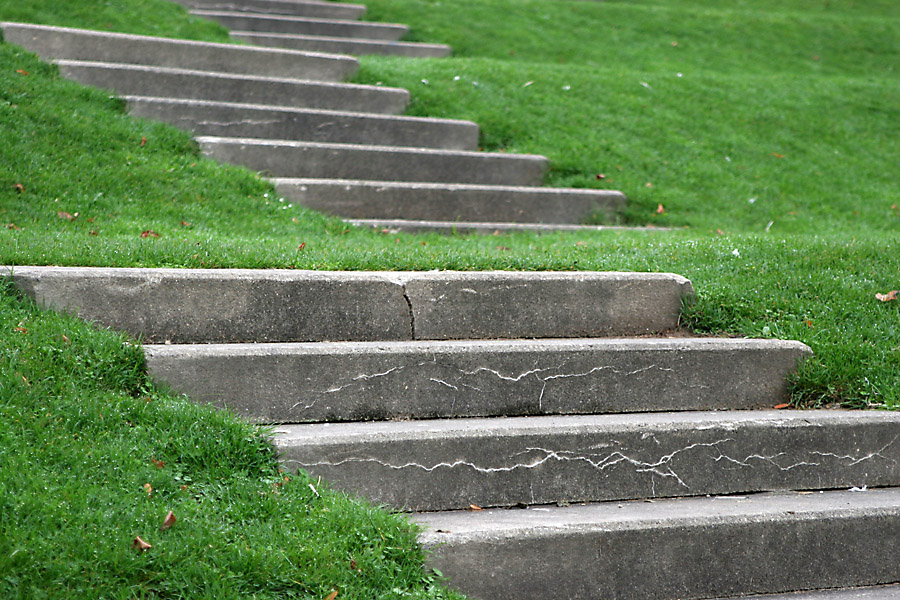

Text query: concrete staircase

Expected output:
[5,265,900,600]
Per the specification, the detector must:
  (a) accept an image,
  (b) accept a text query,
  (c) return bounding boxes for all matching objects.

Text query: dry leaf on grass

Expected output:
[875,290,898,302]
[132,536,152,552]
[160,511,176,531]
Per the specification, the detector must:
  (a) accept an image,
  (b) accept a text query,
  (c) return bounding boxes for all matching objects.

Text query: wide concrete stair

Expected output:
[5,265,899,600]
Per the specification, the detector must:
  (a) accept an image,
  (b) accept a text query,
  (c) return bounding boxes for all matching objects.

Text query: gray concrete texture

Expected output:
[55,61,409,114]
[125,97,479,150]
[4,267,693,343]
[273,178,625,223]
[169,0,367,19]
[719,585,900,599]
[196,137,549,185]
[414,488,900,600]
[230,31,452,58]
[144,338,811,423]
[275,410,900,511]
[344,219,663,234]
[0,22,357,82]
[192,10,408,39]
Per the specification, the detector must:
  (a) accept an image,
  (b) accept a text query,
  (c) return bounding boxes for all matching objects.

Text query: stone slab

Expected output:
[413,488,900,600]
[55,61,409,114]
[170,0,366,19]
[272,178,625,223]
[230,31,452,57]
[192,10,407,40]
[125,97,479,150]
[720,585,900,599]
[345,219,664,234]
[144,338,810,423]
[0,22,357,81]
[196,137,549,185]
[276,410,900,511]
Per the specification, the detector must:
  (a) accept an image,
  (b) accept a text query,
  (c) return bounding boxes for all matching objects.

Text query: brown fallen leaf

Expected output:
[16,69,28,76]
[143,483,153,496]
[773,153,785,159]
[595,173,606,180]
[180,220,191,228]
[297,242,306,251]
[140,230,160,239]
[773,403,791,410]
[876,290,899,302]
[151,458,165,469]
[324,591,338,600]
[132,536,152,552]
[14,183,25,193]
[140,137,147,147]
[14,326,27,334]
[468,504,483,511]
[160,511,176,531]
[57,211,78,221]
[656,204,665,214]
[7,223,22,230]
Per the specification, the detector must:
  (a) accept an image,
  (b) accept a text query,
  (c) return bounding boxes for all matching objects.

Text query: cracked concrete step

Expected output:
[718,585,900,600]
[125,97,479,150]
[0,22,357,81]
[55,61,408,114]
[192,10,407,40]
[413,488,900,600]
[170,0,367,20]
[197,137,549,185]
[144,338,811,424]
[4,267,693,343]
[230,31,452,57]
[275,410,900,511]
[273,178,625,224]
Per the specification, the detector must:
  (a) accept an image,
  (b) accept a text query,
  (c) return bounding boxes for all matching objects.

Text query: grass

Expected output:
[0,0,899,594]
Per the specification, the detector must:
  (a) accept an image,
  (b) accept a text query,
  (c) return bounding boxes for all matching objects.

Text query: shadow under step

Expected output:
[144,338,810,423]
[192,9,407,40]
[125,97,479,150]
[275,410,900,511]
[0,21,357,81]
[197,136,549,185]
[5,267,692,343]
[231,31,451,57]
[170,0,367,20]
[56,61,408,114]
[414,488,900,600]
[273,178,625,224]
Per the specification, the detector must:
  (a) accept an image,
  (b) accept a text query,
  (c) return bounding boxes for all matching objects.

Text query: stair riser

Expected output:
[274,179,624,223]
[277,412,900,510]
[6,267,691,343]
[145,339,810,423]
[126,99,479,150]
[193,10,407,40]
[231,32,452,57]
[170,0,366,19]
[56,62,408,114]
[198,138,548,185]
[0,22,356,81]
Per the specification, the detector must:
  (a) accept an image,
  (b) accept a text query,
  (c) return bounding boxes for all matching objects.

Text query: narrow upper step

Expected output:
[197,136,549,185]
[145,338,811,423]
[230,31,452,58]
[192,10,408,40]
[0,22,357,81]
[4,267,693,343]
[275,410,900,511]
[718,586,900,600]
[125,97,480,151]
[55,61,409,114]
[273,178,625,224]
[414,488,900,600]
[169,0,367,20]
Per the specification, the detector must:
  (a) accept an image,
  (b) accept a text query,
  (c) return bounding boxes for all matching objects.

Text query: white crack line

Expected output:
[810,433,899,465]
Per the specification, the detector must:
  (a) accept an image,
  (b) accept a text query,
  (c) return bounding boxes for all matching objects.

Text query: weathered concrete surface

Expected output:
[170,0,367,19]
[126,97,479,150]
[719,585,900,599]
[4,267,692,342]
[0,22,357,81]
[192,10,408,40]
[345,219,660,234]
[272,178,625,223]
[196,137,549,185]
[276,410,900,511]
[231,31,452,58]
[414,488,900,600]
[144,338,811,423]
[55,61,409,114]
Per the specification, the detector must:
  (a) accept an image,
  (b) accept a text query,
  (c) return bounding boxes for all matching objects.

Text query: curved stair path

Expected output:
[5,265,900,600]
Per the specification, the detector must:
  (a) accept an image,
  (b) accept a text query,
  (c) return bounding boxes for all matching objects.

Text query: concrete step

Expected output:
[144,338,811,424]
[414,488,900,600]
[192,9,407,40]
[231,31,452,57]
[0,21,357,81]
[345,219,663,234]
[4,267,693,343]
[197,137,548,185]
[272,178,625,224]
[275,410,900,511]
[718,585,900,600]
[170,0,366,20]
[125,97,479,150]
[55,61,408,114]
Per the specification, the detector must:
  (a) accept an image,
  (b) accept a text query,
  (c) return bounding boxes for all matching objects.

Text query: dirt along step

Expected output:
[191,9,408,39]
[169,0,367,20]
[229,31,452,58]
